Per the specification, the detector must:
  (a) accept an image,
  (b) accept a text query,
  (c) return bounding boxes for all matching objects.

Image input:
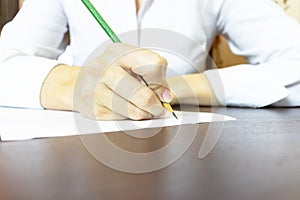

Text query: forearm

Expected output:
[40,64,80,110]
[167,73,220,106]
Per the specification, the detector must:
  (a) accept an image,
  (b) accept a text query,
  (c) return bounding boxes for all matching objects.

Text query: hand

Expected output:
[73,43,172,120]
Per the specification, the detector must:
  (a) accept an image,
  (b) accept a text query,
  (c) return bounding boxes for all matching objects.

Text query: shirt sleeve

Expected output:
[0,0,68,108]
[204,0,300,107]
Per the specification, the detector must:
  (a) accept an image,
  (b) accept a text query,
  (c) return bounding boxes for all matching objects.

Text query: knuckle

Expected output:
[94,105,108,116]
[145,51,167,66]
[128,107,150,120]
[149,52,162,64]
[134,87,157,107]
[159,55,168,66]
[94,106,112,120]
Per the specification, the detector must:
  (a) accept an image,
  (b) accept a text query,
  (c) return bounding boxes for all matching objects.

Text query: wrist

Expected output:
[167,73,219,106]
[40,64,81,110]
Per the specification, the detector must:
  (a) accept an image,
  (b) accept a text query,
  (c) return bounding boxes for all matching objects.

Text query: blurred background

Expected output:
[0,0,22,32]
[210,0,300,68]
[0,0,299,68]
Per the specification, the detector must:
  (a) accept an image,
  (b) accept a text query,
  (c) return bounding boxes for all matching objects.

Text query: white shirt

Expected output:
[1,0,300,108]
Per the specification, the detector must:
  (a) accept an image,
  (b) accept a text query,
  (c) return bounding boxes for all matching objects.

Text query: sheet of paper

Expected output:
[0,107,235,141]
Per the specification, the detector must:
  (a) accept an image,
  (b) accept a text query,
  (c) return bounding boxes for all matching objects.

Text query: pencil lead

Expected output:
[172,112,178,119]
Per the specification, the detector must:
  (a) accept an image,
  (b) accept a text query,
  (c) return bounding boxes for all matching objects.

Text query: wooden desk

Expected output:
[1,107,300,200]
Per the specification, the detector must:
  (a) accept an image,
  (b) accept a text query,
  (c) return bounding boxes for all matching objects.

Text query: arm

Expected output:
[1,0,171,120]
[203,0,300,107]
[167,73,220,106]
[41,43,172,120]
[40,64,80,111]
[0,0,68,108]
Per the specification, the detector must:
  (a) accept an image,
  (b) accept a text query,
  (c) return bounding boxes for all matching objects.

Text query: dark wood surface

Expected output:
[1,107,300,200]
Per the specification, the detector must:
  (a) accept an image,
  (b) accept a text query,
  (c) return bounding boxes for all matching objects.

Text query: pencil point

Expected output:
[172,112,178,119]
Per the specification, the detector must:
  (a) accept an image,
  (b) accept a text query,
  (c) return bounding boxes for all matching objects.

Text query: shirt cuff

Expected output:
[0,56,59,108]
[204,64,290,107]
[271,82,300,107]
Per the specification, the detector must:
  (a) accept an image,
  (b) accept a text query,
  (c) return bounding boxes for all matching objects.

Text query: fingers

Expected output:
[77,43,172,120]
[101,65,166,118]
[107,43,172,102]
[118,48,168,76]
[105,43,168,77]
[148,85,173,103]
[93,103,127,120]
[95,83,153,120]
[113,44,171,104]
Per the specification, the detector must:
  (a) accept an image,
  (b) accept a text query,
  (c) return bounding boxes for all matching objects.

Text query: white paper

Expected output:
[0,107,235,141]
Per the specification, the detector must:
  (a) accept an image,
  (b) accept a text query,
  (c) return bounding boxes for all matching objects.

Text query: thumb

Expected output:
[148,84,173,103]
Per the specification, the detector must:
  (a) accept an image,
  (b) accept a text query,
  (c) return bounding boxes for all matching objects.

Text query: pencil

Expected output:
[81,0,178,119]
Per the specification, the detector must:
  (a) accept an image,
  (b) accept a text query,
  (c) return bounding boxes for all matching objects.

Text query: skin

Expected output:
[40,43,219,120]
[41,43,172,120]
[40,0,220,120]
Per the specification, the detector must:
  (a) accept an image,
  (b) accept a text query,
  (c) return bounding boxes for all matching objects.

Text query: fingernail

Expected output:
[162,90,172,102]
